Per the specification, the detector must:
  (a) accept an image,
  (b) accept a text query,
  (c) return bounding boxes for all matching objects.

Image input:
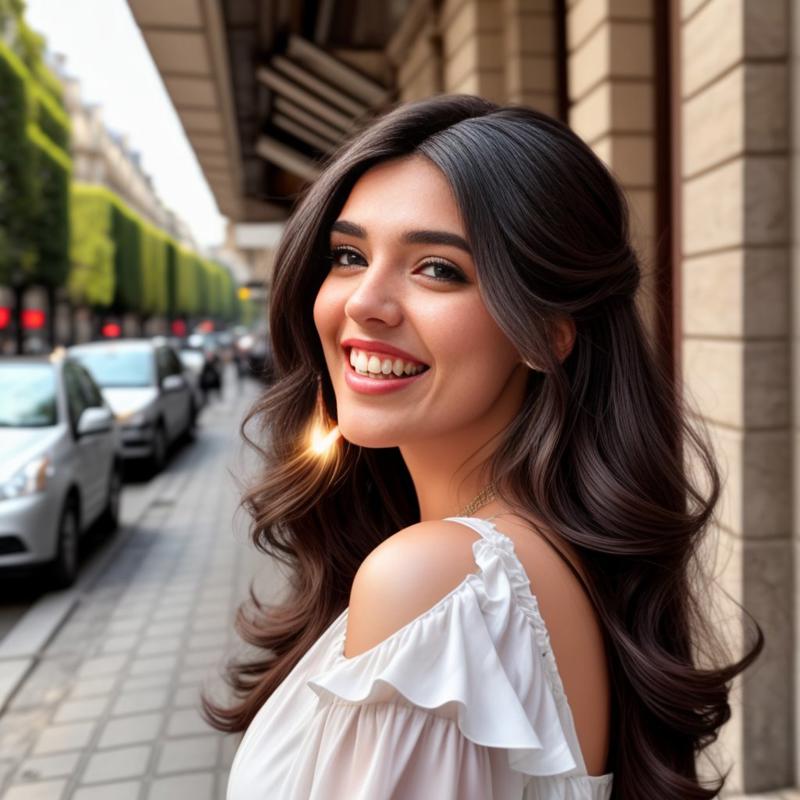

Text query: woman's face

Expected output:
[313,155,528,449]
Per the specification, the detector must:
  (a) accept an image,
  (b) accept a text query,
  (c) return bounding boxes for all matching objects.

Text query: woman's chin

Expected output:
[338,424,403,450]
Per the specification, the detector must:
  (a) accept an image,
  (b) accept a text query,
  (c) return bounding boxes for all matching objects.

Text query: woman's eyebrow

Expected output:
[330,219,472,256]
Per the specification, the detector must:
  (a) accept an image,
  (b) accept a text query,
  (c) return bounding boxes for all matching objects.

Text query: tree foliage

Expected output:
[69,184,115,307]
[70,183,238,320]
[0,40,35,286]
[0,6,241,322]
[0,24,71,290]
[28,123,71,287]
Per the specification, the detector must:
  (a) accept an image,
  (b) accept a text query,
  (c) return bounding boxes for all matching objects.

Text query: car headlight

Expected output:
[0,456,54,500]
[118,410,150,428]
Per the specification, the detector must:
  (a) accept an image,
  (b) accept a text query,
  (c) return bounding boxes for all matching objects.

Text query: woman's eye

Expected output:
[327,246,365,268]
[417,261,466,283]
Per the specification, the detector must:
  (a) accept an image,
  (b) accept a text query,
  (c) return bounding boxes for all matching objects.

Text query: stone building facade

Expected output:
[62,72,196,248]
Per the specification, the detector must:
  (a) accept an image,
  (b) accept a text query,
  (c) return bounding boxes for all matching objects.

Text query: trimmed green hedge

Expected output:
[109,195,142,312]
[0,39,36,286]
[70,183,240,321]
[0,10,241,322]
[69,184,115,307]
[32,81,70,151]
[28,123,71,288]
[140,223,168,317]
[0,37,71,289]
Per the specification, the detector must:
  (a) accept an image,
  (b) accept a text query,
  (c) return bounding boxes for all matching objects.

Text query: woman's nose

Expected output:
[343,266,403,327]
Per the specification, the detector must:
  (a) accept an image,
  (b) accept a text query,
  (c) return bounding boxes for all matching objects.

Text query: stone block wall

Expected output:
[679,0,792,794]
[565,0,659,336]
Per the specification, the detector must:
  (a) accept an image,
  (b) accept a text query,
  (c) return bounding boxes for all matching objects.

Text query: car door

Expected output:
[62,362,97,526]
[73,362,115,524]
[156,346,183,441]
[165,346,192,434]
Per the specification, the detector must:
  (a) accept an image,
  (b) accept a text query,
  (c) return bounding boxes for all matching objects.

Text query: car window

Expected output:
[166,348,183,376]
[156,347,173,381]
[72,362,105,408]
[179,350,204,372]
[63,363,90,429]
[0,363,57,427]
[71,347,155,388]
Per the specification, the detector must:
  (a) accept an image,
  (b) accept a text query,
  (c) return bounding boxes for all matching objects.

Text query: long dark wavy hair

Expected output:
[203,94,763,799]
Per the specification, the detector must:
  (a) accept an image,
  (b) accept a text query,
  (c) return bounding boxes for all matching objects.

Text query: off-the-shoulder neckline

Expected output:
[337,516,555,679]
[326,515,613,781]
[336,541,486,665]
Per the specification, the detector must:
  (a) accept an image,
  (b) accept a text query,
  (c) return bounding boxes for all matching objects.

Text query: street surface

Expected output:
[0,374,284,799]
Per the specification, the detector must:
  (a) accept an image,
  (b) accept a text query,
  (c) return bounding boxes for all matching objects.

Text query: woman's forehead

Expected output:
[336,156,465,236]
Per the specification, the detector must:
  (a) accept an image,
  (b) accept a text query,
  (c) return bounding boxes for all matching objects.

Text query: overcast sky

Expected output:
[26,0,227,248]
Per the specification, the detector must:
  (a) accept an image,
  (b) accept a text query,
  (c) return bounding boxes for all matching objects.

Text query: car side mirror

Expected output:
[161,374,185,393]
[77,406,113,437]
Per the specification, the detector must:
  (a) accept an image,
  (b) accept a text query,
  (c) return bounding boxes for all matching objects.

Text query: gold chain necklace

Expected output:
[457,481,497,517]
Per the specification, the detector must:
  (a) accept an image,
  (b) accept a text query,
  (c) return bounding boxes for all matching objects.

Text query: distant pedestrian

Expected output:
[199,350,222,403]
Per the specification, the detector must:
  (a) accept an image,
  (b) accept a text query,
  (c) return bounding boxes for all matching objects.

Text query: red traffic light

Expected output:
[0,307,9,329]
[101,322,121,338]
[171,320,187,336]
[21,309,45,330]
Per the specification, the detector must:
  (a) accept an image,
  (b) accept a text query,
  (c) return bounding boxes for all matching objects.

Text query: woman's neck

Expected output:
[400,434,504,521]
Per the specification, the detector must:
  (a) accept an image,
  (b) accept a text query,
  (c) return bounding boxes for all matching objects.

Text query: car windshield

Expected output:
[0,364,57,427]
[179,350,204,371]
[71,348,154,388]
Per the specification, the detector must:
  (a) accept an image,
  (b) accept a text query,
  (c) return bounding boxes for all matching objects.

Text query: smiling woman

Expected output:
[205,95,763,800]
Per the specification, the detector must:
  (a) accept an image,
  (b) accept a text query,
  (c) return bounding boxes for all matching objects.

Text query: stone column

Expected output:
[503,0,559,116]
[440,0,506,101]
[565,0,659,337]
[387,0,443,102]
[679,0,792,793]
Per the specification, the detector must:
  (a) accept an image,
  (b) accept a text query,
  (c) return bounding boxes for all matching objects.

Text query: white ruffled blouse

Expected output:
[226,516,614,799]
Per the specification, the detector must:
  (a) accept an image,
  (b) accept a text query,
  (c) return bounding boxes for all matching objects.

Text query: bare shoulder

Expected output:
[343,520,481,659]
[344,514,610,774]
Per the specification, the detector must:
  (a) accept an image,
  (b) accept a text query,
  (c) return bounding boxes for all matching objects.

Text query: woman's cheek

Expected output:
[313,282,339,345]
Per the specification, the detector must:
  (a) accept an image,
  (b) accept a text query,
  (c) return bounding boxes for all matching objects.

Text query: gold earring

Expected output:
[308,375,341,457]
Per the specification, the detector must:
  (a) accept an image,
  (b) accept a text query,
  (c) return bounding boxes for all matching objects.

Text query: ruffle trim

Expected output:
[306,520,587,779]
[466,518,569,708]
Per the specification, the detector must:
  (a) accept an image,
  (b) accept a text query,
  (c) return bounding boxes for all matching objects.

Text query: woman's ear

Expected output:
[554,316,576,363]
[519,317,576,371]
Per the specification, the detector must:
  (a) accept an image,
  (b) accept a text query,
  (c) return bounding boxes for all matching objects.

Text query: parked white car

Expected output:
[0,354,121,587]
[69,339,195,475]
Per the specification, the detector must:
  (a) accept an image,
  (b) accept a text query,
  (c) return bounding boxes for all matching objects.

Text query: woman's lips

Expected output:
[342,356,430,395]
[340,338,428,366]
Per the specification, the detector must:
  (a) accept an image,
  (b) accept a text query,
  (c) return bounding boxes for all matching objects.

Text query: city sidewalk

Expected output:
[0,377,283,800]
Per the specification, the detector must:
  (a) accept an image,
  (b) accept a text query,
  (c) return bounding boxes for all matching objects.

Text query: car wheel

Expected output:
[149,423,167,476]
[51,499,79,589]
[101,462,123,533]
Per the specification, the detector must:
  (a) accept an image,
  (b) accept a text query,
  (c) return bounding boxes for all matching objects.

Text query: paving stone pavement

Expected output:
[0,377,284,799]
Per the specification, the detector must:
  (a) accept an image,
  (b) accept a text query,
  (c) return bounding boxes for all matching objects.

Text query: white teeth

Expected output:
[348,347,427,379]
